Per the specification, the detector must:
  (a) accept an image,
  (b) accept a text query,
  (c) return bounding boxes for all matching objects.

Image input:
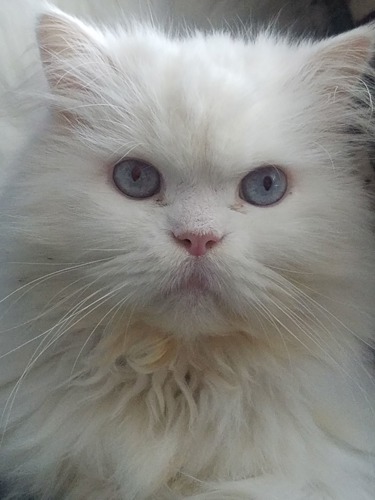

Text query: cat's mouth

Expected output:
[163,262,217,296]
[176,272,210,292]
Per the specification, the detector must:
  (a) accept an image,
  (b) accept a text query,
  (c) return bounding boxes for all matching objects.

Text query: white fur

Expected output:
[0,0,332,170]
[0,4,374,500]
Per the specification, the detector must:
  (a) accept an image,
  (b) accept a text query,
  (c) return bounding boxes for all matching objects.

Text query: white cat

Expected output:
[0,3,374,500]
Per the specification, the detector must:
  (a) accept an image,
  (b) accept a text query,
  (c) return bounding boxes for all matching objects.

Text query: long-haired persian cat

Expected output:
[0,2,374,499]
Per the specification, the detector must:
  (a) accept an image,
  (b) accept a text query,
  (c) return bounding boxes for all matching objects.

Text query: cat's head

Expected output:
[17,9,375,338]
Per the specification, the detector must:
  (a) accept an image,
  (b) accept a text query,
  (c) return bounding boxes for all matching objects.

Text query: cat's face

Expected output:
[18,10,375,336]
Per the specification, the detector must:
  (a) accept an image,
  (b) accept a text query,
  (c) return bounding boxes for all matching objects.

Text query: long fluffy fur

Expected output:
[0,3,374,499]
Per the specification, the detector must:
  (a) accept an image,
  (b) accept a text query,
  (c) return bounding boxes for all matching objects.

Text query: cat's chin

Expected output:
[141,289,237,337]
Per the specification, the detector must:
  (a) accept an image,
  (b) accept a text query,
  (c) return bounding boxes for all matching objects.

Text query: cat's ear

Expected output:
[306,24,375,90]
[37,9,109,93]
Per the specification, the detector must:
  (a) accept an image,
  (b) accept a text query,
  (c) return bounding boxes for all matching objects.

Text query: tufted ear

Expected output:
[305,23,375,91]
[37,9,108,93]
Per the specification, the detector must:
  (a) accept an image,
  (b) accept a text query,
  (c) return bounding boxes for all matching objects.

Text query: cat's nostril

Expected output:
[173,231,222,257]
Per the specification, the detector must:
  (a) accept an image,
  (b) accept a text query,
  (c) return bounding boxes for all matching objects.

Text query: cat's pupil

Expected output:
[263,176,273,191]
[131,166,142,182]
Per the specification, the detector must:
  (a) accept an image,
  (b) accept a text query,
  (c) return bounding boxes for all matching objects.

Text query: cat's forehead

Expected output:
[97,31,310,175]
[110,31,304,100]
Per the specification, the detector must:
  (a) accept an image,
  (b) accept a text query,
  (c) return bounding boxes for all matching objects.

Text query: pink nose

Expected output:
[173,231,222,257]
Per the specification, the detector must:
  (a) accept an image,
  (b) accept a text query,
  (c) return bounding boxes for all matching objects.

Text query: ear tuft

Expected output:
[38,11,92,63]
[309,23,375,84]
[36,9,104,91]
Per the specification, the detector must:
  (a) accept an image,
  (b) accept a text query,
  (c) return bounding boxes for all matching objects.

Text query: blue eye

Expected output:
[113,159,161,199]
[240,166,287,206]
